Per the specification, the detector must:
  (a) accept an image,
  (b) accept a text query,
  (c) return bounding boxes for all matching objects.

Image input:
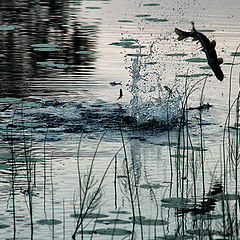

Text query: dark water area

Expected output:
[0,0,100,98]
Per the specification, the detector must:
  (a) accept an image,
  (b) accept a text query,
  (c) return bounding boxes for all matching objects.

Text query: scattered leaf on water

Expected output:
[0,25,22,30]
[145,18,168,22]
[230,52,240,56]
[126,53,148,57]
[33,48,60,52]
[36,219,62,225]
[95,228,132,236]
[70,212,109,219]
[80,25,98,29]
[213,193,240,201]
[118,20,133,23]
[109,210,130,214]
[135,14,151,17]
[37,61,69,68]
[95,218,130,224]
[75,50,96,54]
[0,224,10,229]
[165,53,187,57]
[199,29,215,32]
[31,43,58,48]
[161,197,192,208]
[129,216,168,225]
[143,3,160,6]
[86,6,101,9]
[185,58,207,63]
[140,183,165,189]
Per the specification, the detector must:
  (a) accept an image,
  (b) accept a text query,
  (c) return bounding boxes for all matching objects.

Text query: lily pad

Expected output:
[86,6,101,9]
[118,20,133,23]
[129,216,168,225]
[31,43,58,48]
[109,210,130,214]
[70,212,109,219]
[0,25,22,30]
[213,193,240,201]
[33,48,60,52]
[0,224,10,228]
[135,14,151,17]
[126,53,148,57]
[143,3,160,6]
[95,218,130,224]
[75,50,96,54]
[185,58,207,63]
[199,29,215,33]
[36,219,62,225]
[161,197,192,208]
[140,183,165,189]
[95,228,132,236]
[165,53,187,57]
[230,52,240,56]
[145,18,168,22]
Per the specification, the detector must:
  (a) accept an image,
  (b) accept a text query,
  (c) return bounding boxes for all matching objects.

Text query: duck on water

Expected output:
[175,22,224,81]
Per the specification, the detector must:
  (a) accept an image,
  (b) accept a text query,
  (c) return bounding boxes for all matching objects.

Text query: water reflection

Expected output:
[0,0,100,98]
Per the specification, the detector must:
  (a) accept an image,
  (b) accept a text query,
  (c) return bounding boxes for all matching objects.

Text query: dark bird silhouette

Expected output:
[117,89,123,100]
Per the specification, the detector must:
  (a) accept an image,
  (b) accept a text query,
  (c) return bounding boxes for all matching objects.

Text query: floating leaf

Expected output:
[86,6,101,9]
[80,25,98,29]
[0,224,10,228]
[31,43,58,48]
[161,197,192,208]
[36,219,62,225]
[135,14,151,17]
[70,212,109,219]
[165,53,187,57]
[118,20,133,23]
[143,3,160,6]
[129,216,168,225]
[185,58,207,63]
[37,61,69,68]
[213,193,240,201]
[75,50,96,54]
[109,210,130,214]
[140,183,165,189]
[95,228,132,236]
[95,218,130,224]
[126,53,148,57]
[145,18,168,22]
[0,25,22,30]
[199,29,215,32]
[230,52,240,56]
[33,48,60,52]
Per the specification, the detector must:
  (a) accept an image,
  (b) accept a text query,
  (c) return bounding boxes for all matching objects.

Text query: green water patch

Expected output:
[230,52,240,57]
[126,53,148,57]
[95,218,130,224]
[0,97,20,103]
[77,230,93,235]
[109,210,130,214]
[135,14,151,17]
[16,157,42,162]
[144,18,168,22]
[165,53,187,57]
[223,62,238,65]
[0,152,15,160]
[0,25,23,30]
[129,216,169,225]
[118,20,133,23]
[33,47,60,52]
[143,3,160,6]
[213,193,240,201]
[86,6,101,9]
[75,50,96,54]
[31,43,58,48]
[140,183,165,189]
[185,58,207,63]
[0,224,10,229]
[70,212,109,219]
[109,41,143,49]
[80,25,98,29]
[37,61,69,69]
[0,53,5,57]
[94,228,132,236]
[36,219,62,225]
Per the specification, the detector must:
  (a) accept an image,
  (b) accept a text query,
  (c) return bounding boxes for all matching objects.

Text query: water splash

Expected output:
[127,40,184,126]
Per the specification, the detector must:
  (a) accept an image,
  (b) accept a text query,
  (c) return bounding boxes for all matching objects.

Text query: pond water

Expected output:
[0,0,240,239]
